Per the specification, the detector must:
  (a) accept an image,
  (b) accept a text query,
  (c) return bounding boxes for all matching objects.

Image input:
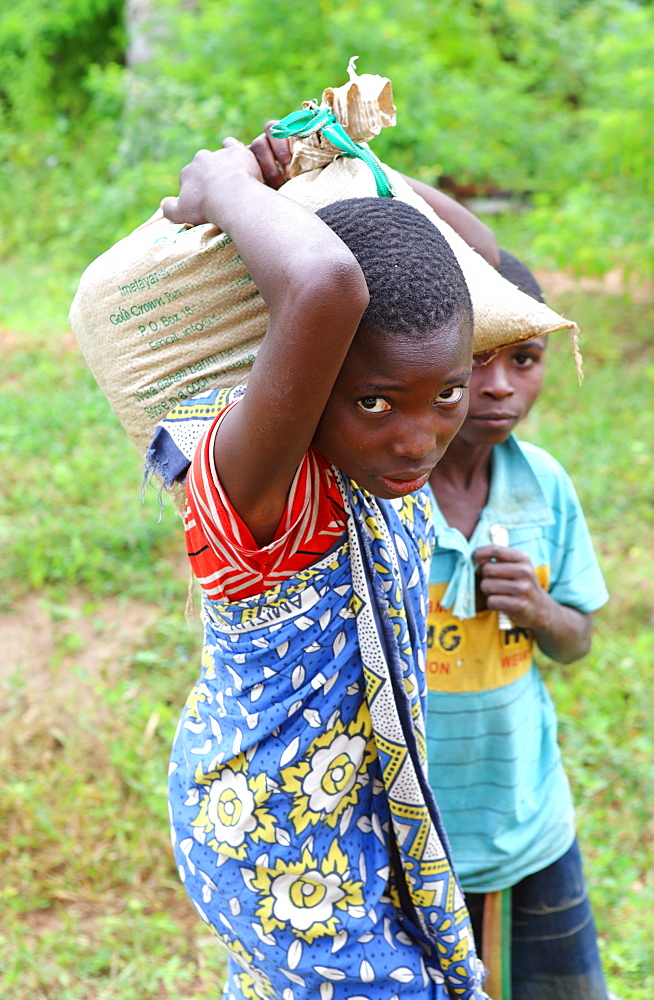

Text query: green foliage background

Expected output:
[1,0,653,279]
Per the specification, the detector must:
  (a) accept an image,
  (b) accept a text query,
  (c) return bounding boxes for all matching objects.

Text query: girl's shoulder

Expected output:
[187,439,347,603]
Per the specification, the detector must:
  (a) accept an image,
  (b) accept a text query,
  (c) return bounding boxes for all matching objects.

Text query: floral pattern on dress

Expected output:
[251,841,365,943]
[280,703,376,833]
[167,417,487,997]
[190,753,277,860]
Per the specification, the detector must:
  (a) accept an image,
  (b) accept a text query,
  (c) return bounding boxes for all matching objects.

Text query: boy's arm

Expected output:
[399,175,500,268]
[162,140,369,547]
[473,545,593,663]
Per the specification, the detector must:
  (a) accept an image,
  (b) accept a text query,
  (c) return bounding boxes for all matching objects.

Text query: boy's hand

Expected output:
[161,139,262,226]
[473,544,593,663]
[250,121,294,190]
[474,545,548,630]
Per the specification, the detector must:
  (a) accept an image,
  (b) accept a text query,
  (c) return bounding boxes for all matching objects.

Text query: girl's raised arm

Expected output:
[162,140,369,546]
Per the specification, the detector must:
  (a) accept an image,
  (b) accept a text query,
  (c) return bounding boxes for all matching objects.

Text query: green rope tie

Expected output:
[271,102,395,198]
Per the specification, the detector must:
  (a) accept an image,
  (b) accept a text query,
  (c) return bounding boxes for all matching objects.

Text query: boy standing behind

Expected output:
[426,252,611,1000]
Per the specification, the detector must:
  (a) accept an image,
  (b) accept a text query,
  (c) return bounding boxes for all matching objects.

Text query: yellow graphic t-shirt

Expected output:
[426,569,549,694]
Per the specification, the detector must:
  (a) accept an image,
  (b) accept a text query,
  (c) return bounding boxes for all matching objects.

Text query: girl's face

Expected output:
[456,338,546,448]
[312,315,473,499]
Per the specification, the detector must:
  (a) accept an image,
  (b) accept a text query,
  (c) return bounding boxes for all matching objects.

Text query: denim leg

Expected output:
[510,839,609,1000]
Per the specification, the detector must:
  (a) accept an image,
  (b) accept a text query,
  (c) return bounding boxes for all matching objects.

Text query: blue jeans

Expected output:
[465,839,609,1000]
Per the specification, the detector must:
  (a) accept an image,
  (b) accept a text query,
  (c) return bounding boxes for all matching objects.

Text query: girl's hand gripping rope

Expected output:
[250,121,294,190]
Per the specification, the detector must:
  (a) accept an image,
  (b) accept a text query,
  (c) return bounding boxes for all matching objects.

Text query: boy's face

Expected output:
[312,314,473,499]
[456,338,546,447]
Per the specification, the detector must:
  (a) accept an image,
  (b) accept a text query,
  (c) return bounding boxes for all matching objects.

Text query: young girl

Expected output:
[425,252,610,1000]
[149,137,488,1000]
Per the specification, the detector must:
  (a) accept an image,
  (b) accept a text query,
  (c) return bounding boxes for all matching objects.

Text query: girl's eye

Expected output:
[436,386,465,404]
[357,396,392,413]
[514,354,536,368]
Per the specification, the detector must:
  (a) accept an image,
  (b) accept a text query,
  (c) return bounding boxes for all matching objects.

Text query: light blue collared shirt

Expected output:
[426,437,608,892]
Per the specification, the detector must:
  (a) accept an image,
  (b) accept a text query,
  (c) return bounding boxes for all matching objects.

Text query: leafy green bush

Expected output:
[0,0,652,277]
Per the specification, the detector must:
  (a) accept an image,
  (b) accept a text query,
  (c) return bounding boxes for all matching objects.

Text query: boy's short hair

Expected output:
[497,249,545,304]
[317,197,473,339]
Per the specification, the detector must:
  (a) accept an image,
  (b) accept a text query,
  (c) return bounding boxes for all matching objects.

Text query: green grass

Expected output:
[0,310,183,609]
[0,258,652,998]
[0,613,225,1000]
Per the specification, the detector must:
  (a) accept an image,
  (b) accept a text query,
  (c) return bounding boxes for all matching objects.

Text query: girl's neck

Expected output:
[429,437,494,539]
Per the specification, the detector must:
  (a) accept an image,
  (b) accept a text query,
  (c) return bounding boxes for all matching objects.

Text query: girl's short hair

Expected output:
[317,197,473,339]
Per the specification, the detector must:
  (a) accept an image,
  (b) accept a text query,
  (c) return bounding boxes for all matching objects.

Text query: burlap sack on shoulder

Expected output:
[279,159,578,356]
[70,62,579,476]
[69,209,267,462]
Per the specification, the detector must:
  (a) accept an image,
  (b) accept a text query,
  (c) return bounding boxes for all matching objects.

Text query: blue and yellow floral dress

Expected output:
[149,390,487,1000]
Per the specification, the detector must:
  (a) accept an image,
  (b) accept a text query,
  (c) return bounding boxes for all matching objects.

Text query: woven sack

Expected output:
[70,62,579,473]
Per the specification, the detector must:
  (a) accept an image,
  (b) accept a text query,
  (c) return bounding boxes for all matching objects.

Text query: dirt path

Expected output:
[537,268,652,302]
[0,547,193,746]
[0,591,164,749]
